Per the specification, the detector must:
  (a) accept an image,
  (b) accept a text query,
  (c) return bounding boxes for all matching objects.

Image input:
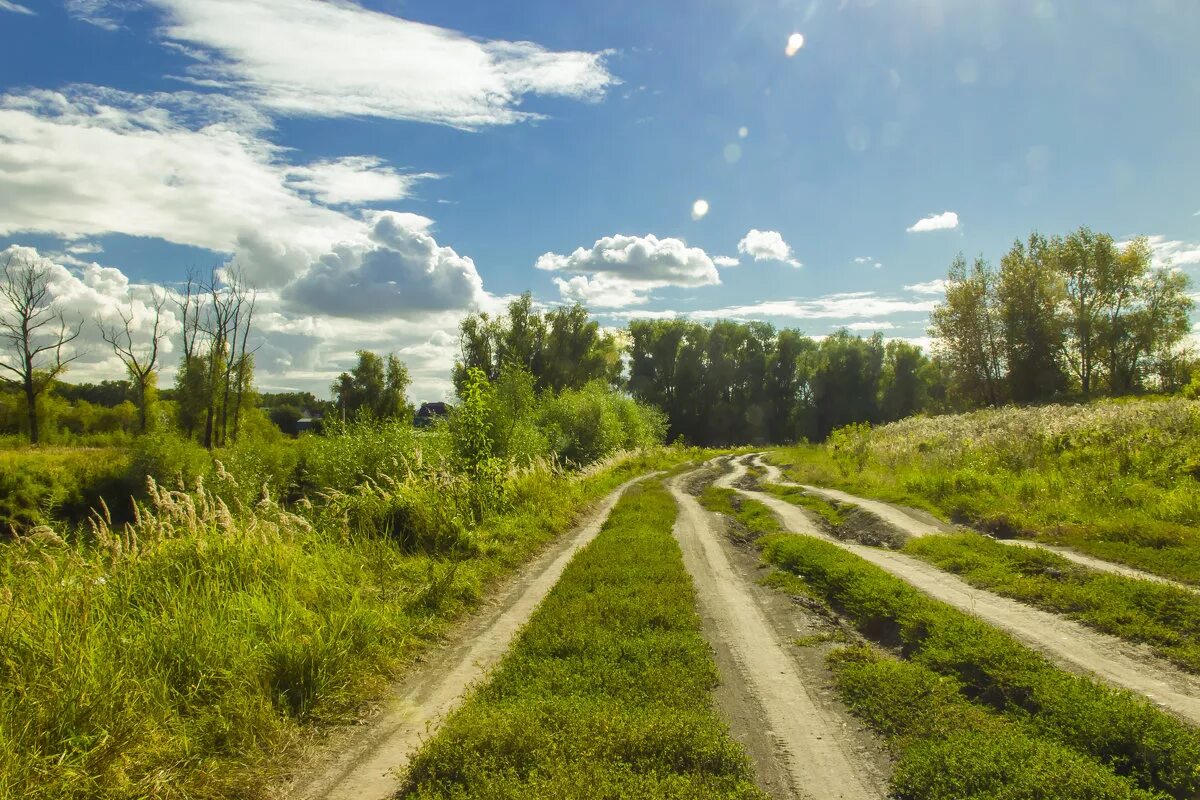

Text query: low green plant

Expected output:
[830,647,1161,800]
[399,481,766,800]
[760,531,1200,797]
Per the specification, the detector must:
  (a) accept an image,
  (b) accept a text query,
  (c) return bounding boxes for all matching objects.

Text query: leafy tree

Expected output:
[878,340,930,422]
[997,233,1067,403]
[929,254,1006,407]
[332,350,413,421]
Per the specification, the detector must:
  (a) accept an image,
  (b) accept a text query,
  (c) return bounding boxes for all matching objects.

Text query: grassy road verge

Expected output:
[0,450,694,800]
[399,480,766,800]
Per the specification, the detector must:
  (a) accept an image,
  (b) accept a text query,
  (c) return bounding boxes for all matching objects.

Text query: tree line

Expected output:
[931,228,1194,407]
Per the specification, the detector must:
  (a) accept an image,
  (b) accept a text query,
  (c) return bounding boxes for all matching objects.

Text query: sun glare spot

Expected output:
[723,143,742,164]
[737,126,749,139]
[691,199,710,220]
[785,32,805,57]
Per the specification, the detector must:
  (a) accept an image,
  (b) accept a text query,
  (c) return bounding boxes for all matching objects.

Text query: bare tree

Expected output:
[0,252,83,444]
[98,291,167,433]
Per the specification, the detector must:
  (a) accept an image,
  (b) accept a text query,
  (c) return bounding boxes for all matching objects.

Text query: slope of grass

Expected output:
[0,450,692,800]
[704,490,1200,798]
[904,533,1200,673]
[399,480,766,800]
[768,398,1200,584]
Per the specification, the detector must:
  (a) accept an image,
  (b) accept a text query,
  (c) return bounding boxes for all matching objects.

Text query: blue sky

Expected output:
[1,0,1198,399]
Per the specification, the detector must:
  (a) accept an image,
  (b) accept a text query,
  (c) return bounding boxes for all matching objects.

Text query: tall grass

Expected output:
[770,397,1200,583]
[0,447,691,799]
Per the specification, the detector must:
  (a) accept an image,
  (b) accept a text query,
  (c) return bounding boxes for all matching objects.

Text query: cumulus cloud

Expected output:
[0,87,365,276]
[1,245,180,382]
[283,212,488,319]
[904,279,949,295]
[907,211,960,232]
[536,234,721,307]
[845,321,896,331]
[93,0,617,129]
[0,1,34,14]
[854,256,882,269]
[713,255,740,268]
[286,157,436,205]
[737,229,801,268]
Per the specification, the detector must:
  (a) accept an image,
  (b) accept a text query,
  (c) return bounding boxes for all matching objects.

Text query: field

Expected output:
[6,395,1200,800]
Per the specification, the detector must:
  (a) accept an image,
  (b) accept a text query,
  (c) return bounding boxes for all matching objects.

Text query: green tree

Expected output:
[332,350,413,420]
[929,254,1006,407]
[997,233,1067,403]
[878,340,930,422]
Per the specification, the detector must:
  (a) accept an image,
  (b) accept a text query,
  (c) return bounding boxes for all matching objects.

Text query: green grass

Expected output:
[0,449,693,800]
[759,483,846,528]
[706,490,1200,798]
[767,398,1200,584]
[830,646,1161,800]
[904,533,1200,673]
[697,486,784,540]
[398,481,766,800]
[761,532,1200,798]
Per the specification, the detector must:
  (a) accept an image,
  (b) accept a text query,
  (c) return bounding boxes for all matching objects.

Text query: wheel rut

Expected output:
[667,470,888,800]
[279,474,657,800]
[724,457,1200,726]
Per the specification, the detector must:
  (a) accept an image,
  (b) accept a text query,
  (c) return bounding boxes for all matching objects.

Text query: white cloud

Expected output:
[1142,235,1200,268]
[0,1,34,14]
[111,0,617,129]
[604,291,936,322]
[854,256,882,269]
[537,234,721,307]
[0,87,374,285]
[737,229,802,268]
[904,279,949,295]
[907,211,960,233]
[283,212,488,319]
[845,321,896,331]
[713,255,740,268]
[66,241,104,255]
[286,157,436,205]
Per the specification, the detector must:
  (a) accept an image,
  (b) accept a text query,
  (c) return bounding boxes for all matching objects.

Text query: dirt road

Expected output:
[723,457,1200,726]
[668,471,887,800]
[283,474,655,800]
[753,456,1198,591]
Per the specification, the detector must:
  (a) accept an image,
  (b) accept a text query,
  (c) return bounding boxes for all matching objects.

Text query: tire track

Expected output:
[668,471,885,800]
[753,455,1199,592]
[282,474,658,800]
[721,457,1200,726]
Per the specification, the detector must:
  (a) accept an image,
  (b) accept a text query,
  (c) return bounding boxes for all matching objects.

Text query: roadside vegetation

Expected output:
[770,397,1200,583]
[704,488,1200,799]
[399,481,766,800]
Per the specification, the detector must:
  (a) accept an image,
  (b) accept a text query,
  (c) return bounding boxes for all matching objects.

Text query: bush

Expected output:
[538,381,665,467]
[0,448,134,533]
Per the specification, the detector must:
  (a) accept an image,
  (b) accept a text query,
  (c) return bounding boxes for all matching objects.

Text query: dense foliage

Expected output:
[628,321,942,444]
[931,228,1195,407]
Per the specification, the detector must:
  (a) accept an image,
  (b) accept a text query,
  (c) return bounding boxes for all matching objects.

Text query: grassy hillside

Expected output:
[769,398,1200,583]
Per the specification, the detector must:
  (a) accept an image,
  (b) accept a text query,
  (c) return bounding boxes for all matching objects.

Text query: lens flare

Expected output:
[691,199,710,220]
[785,32,805,56]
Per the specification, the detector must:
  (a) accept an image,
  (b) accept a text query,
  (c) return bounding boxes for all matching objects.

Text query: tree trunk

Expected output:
[24,376,38,445]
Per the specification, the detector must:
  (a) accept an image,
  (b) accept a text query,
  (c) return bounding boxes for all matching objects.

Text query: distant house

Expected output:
[295,413,322,434]
[414,402,451,428]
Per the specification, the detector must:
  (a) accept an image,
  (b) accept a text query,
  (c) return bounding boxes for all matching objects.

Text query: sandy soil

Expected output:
[278,474,655,800]
[726,458,1200,726]
[668,470,888,800]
